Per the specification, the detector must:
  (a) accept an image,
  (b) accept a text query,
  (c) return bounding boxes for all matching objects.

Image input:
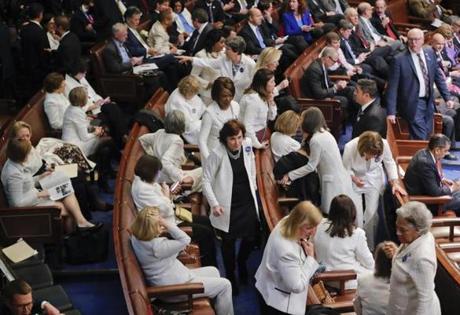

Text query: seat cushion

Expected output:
[13,264,53,290]
[33,285,73,312]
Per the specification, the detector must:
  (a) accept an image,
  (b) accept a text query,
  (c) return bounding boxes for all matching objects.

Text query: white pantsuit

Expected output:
[44,92,70,129]
[198,101,239,160]
[148,21,170,54]
[191,54,255,102]
[255,219,319,315]
[342,138,398,249]
[270,132,301,162]
[164,88,205,145]
[288,130,359,213]
[313,218,375,289]
[387,232,441,315]
[354,272,390,315]
[202,138,258,233]
[191,50,224,105]
[131,223,233,315]
[61,106,100,156]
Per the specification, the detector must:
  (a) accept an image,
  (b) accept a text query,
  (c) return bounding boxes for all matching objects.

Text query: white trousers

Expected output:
[355,188,380,251]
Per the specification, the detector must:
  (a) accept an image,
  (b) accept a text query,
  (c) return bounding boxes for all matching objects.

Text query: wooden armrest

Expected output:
[146,282,205,298]
[394,22,420,29]
[439,242,460,252]
[396,156,412,163]
[330,75,351,81]
[184,144,200,152]
[432,217,460,227]
[323,300,355,312]
[313,270,357,283]
[408,195,452,205]
[278,197,299,206]
[408,16,433,24]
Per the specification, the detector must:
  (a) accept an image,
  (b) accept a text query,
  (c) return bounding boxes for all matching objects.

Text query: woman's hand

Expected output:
[94,126,104,137]
[351,175,365,188]
[276,79,289,91]
[301,25,312,32]
[38,171,53,180]
[391,181,407,196]
[279,174,291,186]
[176,55,193,64]
[300,238,315,257]
[37,189,50,198]
[212,205,224,217]
[161,182,171,199]
[382,241,398,259]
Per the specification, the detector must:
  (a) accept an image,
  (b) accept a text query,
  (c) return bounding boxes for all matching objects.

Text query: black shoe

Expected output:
[444,153,458,161]
[77,222,104,232]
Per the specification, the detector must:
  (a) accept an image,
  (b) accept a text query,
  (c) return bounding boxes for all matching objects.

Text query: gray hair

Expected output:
[164,110,186,135]
[225,36,246,55]
[396,201,433,235]
[344,7,358,18]
[321,46,338,58]
[112,22,127,35]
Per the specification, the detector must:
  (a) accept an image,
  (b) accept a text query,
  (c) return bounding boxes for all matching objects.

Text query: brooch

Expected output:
[245,146,251,153]
[240,67,244,73]
[402,253,411,262]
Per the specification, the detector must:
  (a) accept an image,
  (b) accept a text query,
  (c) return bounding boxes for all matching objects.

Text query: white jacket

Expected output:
[270,132,301,162]
[387,232,440,315]
[255,219,319,315]
[62,106,99,156]
[64,74,102,115]
[191,49,224,104]
[202,138,258,232]
[164,88,205,145]
[44,92,70,129]
[354,272,390,315]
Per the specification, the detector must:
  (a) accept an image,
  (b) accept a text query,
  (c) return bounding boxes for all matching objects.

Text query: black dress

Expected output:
[226,149,259,238]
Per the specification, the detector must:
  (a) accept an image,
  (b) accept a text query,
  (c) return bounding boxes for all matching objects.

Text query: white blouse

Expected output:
[164,88,205,145]
[44,92,70,129]
[270,132,301,162]
[198,100,240,159]
[240,92,277,148]
[191,49,224,105]
[313,218,375,289]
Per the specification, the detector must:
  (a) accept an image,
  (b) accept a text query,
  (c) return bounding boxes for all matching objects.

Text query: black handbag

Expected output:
[64,228,109,264]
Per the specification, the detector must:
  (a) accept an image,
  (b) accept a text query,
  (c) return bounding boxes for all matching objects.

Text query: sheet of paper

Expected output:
[2,239,38,263]
[54,164,78,178]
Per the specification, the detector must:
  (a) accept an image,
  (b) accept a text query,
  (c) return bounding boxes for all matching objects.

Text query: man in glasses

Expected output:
[1,280,61,315]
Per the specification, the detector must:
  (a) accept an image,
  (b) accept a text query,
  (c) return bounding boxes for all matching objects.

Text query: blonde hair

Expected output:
[255,47,282,71]
[357,131,384,156]
[274,110,300,135]
[68,86,88,107]
[9,121,32,139]
[130,207,162,241]
[177,75,201,97]
[280,201,322,240]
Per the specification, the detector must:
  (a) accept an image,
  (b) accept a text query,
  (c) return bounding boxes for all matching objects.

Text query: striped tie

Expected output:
[416,53,430,96]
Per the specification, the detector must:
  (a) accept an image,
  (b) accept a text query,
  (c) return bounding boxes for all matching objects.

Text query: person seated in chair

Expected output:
[404,134,460,215]
[0,280,61,315]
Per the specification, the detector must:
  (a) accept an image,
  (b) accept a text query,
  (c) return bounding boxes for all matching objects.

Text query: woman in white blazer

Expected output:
[43,72,70,130]
[148,9,181,54]
[138,110,202,191]
[130,207,233,315]
[191,29,225,105]
[343,131,406,249]
[313,195,375,290]
[255,201,323,315]
[131,153,215,266]
[164,76,205,145]
[270,110,301,162]
[280,107,359,213]
[383,201,441,315]
[0,139,98,232]
[179,36,256,102]
[199,77,240,159]
[240,69,277,149]
[202,119,259,293]
[354,242,392,315]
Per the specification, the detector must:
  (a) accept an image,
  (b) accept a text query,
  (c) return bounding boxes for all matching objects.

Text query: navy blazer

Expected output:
[282,11,314,43]
[385,47,450,121]
[125,28,147,58]
[404,148,451,197]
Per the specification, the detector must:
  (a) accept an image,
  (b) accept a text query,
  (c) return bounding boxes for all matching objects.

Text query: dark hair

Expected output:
[222,25,235,38]
[134,155,162,183]
[55,15,70,31]
[326,194,357,238]
[284,0,306,15]
[374,242,392,279]
[124,6,143,20]
[154,0,170,6]
[301,107,328,135]
[192,8,208,23]
[70,59,88,76]
[172,0,185,12]
[246,68,274,100]
[211,77,235,103]
[43,72,64,93]
[2,280,32,301]
[428,133,451,150]
[326,31,340,43]
[41,13,54,28]
[257,0,272,12]
[7,138,32,163]
[159,8,173,22]
[219,119,246,145]
[27,2,44,20]
[205,29,224,53]
[357,79,378,98]
[339,19,353,30]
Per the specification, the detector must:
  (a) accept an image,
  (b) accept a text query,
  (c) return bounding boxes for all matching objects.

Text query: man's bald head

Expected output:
[248,8,263,26]
[431,33,445,52]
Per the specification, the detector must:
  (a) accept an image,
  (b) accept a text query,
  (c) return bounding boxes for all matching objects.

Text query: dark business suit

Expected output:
[352,98,387,138]
[385,47,451,139]
[182,22,213,56]
[70,8,97,42]
[56,31,82,74]
[102,40,133,74]
[195,0,225,24]
[404,148,460,214]
[238,23,274,55]
[307,0,343,25]
[371,11,401,40]
[93,0,124,40]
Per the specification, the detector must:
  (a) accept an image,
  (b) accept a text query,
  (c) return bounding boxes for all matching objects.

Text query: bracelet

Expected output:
[41,300,49,310]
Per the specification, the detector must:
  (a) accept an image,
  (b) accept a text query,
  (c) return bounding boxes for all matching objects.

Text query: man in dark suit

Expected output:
[307,0,343,25]
[93,0,125,39]
[55,15,82,74]
[352,79,386,138]
[404,134,460,215]
[20,3,50,96]
[182,8,212,56]
[371,0,403,41]
[70,0,97,42]
[386,28,454,140]
[301,47,355,120]
[195,0,225,27]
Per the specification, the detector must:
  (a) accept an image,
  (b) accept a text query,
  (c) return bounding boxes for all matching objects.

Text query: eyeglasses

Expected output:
[407,37,423,42]
[11,301,33,310]
[328,56,339,63]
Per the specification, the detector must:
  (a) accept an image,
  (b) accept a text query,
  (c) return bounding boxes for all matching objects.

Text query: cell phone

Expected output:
[170,181,180,192]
